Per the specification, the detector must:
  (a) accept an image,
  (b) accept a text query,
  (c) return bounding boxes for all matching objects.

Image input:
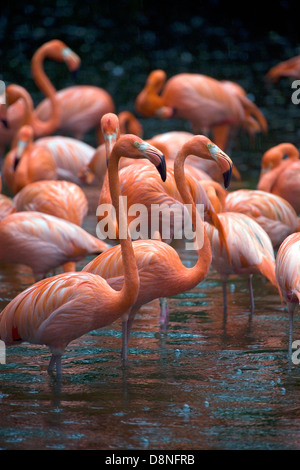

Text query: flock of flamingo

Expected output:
[0,39,299,375]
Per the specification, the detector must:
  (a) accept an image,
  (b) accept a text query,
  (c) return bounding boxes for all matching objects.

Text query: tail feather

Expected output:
[209,210,232,265]
[259,257,283,301]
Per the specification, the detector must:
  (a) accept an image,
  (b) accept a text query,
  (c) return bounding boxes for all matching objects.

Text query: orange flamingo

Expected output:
[275,233,300,363]
[0,211,108,279]
[84,135,233,361]
[265,55,300,83]
[2,125,57,195]
[13,180,88,226]
[257,143,300,214]
[0,40,81,154]
[78,111,143,186]
[205,212,279,315]
[135,69,267,151]
[0,134,166,374]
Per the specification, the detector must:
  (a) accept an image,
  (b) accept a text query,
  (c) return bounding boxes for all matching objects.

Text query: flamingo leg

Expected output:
[121,320,128,363]
[222,280,227,316]
[248,274,255,315]
[159,297,169,331]
[48,354,62,375]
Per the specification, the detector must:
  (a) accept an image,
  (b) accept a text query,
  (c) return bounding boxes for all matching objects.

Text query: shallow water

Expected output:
[1,190,300,451]
[1,2,300,452]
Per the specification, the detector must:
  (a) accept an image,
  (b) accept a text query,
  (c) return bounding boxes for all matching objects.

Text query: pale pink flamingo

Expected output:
[13,180,88,226]
[257,143,300,214]
[0,173,15,220]
[224,189,300,249]
[275,233,300,363]
[0,134,166,374]
[135,69,267,152]
[0,210,109,279]
[84,135,233,361]
[0,40,81,155]
[205,212,279,315]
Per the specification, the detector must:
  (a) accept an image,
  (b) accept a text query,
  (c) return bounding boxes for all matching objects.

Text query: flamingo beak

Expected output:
[223,166,232,189]
[156,154,167,182]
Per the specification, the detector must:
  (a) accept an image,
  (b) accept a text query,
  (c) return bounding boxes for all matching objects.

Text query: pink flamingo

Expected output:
[205,212,279,315]
[257,143,300,214]
[0,40,81,154]
[0,211,109,279]
[13,180,88,226]
[84,134,233,361]
[0,134,166,374]
[135,69,267,151]
[275,233,300,363]
[265,55,300,83]
[2,125,57,195]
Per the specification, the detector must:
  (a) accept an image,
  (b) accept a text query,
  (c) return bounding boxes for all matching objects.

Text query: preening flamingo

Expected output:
[84,135,233,361]
[135,69,267,151]
[257,143,300,214]
[224,189,300,249]
[2,125,57,195]
[275,233,300,363]
[0,211,108,279]
[13,180,88,226]
[265,55,300,83]
[0,40,81,154]
[205,212,279,315]
[0,134,166,374]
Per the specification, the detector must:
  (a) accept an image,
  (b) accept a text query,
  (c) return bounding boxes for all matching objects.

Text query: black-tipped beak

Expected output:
[156,154,167,182]
[223,166,232,189]
[13,156,20,171]
[1,118,9,129]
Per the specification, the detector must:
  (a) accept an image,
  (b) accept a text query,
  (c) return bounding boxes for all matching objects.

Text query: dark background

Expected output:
[0,0,299,177]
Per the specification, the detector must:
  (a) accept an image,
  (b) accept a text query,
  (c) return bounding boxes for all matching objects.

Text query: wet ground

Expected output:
[1,1,300,452]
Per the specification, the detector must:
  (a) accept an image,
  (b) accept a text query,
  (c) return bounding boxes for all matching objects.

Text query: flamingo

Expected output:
[147,129,241,182]
[78,111,143,186]
[3,81,96,186]
[205,212,279,315]
[135,69,267,152]
[265,55,300,83]
[224,189,300,249]
[275,233,300,364]
[84,134,233,361]
[0,134,166,375]
[257,143,300,214]
[0,211,109,279]
[2,125,57,195]
[0,40,81,154]
[12,180,88,226]
[201,181,300,249]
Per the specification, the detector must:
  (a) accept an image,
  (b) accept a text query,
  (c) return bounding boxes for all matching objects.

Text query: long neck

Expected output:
[31,46,61,136]
[174,151,212,285]
[108,152,139,308]
[277,143,299,161]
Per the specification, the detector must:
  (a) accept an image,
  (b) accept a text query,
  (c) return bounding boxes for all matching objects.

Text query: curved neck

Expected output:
[108,151,139,308]
[276,143,299,161]
[174,150,212,285]
[31,45,61,136]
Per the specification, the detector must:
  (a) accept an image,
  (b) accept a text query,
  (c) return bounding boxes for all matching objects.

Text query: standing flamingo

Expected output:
[2,125,57,195]
[265,55,300,83]
[13,180,88,226]
[257,143,300,214]
[84,135,233,361]
[205,212,279,315]
[135,69,267,151]
[0,134,166,374]
[275,233,300,364]
[0,40,81,154]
